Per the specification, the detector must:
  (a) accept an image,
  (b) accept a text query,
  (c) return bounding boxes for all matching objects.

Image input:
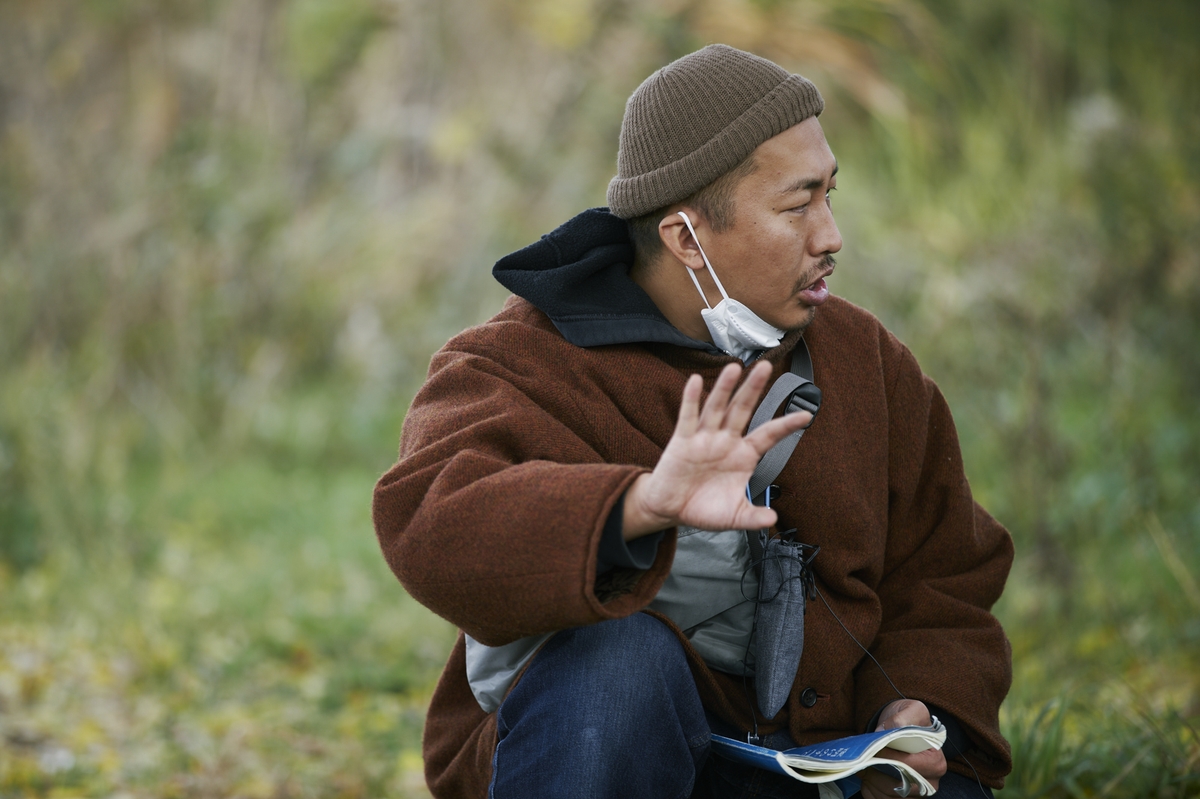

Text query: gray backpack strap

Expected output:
[743,340,821,566]
[745,339,821,502]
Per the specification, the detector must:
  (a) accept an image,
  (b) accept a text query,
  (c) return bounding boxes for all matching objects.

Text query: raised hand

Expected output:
[622,360,812,539]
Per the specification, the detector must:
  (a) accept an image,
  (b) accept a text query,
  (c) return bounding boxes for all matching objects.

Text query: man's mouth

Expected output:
[797,258,835,306]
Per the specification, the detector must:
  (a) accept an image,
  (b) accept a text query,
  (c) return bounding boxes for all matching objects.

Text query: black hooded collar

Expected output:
[492,207,725,355]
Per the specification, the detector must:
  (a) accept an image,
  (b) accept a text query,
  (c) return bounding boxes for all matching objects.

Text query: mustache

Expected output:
[794,255,837,293]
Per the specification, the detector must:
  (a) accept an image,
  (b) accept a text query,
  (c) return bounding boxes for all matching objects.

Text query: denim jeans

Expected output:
[488,613,993,799]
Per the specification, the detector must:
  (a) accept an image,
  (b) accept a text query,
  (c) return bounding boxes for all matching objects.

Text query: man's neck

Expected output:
[631,257,713,343]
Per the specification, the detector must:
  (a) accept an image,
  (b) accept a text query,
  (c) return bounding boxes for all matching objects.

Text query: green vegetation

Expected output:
[2,462,450,797]
[1,0,1197,796]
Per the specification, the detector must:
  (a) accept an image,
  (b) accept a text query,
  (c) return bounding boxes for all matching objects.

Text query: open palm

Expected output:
[624,361,812,538]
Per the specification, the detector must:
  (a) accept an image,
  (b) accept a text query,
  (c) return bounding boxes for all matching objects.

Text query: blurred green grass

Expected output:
[2,0,1199,796]
[2,458,454,797]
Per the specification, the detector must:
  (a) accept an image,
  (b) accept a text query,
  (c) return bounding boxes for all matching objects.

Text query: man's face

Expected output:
[687,117,842,333]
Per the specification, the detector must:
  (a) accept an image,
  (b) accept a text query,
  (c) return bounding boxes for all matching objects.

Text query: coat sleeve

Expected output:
[853,332,1014,784]
[372,336,676,647]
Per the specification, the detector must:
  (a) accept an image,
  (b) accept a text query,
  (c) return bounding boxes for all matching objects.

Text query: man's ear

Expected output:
[658,210,707,271]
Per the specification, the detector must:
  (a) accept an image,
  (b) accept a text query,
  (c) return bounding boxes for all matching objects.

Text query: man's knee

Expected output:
[543,613,684,674]
[490,614,709,799]
[505,613,694,722]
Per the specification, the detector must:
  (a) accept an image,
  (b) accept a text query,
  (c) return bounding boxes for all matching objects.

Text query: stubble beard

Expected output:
[786,253,836,332]
[792,306,818,332]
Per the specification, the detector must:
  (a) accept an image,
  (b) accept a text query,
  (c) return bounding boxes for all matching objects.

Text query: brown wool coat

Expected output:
[373,293,1014,797]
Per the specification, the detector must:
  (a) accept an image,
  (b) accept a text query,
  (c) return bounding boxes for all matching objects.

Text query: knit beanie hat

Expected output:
[606,44,824,220]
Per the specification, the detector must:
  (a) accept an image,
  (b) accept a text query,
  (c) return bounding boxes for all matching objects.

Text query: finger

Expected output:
[875,748,947,785]
[723,360,773,431]
[863,764,927,798]
[895,701,932,728]
[859,768,907,799]
[879,700,931,730]
[743,410,813,455]
[732,503,777,531]
[698,363,742,430]
[674,374,703,436]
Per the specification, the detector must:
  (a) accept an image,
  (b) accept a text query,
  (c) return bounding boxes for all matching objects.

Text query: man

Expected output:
[373,44,1013,798]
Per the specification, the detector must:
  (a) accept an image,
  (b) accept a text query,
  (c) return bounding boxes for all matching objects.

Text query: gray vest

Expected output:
[464,527,756,713]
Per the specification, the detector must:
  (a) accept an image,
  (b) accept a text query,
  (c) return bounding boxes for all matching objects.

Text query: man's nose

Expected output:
[812,202,842,256]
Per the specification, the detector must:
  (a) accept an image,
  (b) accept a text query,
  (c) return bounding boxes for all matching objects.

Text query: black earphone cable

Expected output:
[736,542,991,797]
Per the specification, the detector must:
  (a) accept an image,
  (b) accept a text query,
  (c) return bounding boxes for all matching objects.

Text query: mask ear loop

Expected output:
[677,211,731,307]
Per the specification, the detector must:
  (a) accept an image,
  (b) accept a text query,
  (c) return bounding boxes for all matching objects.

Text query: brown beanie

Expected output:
[606,44,824,220]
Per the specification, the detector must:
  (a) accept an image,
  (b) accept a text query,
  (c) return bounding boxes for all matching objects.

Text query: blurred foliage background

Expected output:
[1,0,1198,796]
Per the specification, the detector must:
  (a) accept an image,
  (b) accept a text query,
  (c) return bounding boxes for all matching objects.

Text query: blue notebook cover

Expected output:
[708,736,863,797]
[709,720,945,797]
[772,730,921,766]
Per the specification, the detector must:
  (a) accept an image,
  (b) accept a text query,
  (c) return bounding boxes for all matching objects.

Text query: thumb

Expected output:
[734,503,778,531]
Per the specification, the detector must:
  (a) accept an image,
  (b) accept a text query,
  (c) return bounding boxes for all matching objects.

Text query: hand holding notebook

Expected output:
[709,716,947,798]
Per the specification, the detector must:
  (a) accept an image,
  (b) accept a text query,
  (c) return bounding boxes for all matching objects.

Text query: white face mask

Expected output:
[677,211,785,362]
